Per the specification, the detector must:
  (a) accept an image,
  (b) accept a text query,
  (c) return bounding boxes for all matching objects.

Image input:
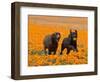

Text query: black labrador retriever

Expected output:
[43,32,61,55]
[60,30,78,54]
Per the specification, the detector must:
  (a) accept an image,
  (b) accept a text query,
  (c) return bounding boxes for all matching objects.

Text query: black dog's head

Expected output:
[51,32,61,43]
[70,30,77,41]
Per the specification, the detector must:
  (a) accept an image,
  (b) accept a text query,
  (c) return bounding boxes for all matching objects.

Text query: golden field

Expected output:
[28,15,88,66]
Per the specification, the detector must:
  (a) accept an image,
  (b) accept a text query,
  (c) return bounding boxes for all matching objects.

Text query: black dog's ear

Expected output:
[75,30,77,33]
[70,29,72,33]
[75,30,77,37]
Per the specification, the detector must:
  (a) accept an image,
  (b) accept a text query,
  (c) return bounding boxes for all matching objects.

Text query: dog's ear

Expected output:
[75,30,77,33]
[75,30,77,37]
[70,29,72,33]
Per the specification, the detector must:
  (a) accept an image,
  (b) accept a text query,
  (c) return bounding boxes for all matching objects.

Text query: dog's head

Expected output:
[70,30,77,41]
[52,32,61,43]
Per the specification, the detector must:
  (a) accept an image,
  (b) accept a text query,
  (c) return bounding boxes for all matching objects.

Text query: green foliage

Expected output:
[68,60,74,65]
[59,59,67,65]
[31,49,45,55]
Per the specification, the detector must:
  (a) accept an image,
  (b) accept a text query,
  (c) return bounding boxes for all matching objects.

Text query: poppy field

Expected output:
[28,15,88,66]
